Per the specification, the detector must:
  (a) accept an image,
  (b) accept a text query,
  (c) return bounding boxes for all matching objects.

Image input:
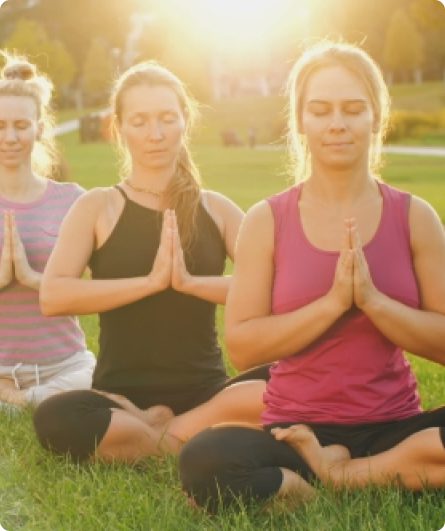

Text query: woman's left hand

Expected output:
[171,211,193,293]
[350,220,380,312]
[10,212,41,290]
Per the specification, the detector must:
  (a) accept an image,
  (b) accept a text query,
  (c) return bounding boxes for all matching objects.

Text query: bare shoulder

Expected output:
[409,195,444,248]
[72,187,118,215]
[202,190,244,217]
[237,200,274,251]
[244,199,274,229]
[200,190,244,243]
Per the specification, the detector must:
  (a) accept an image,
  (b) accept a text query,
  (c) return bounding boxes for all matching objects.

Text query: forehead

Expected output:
[0,94,38,120]
[120,84,183,116]
[302,65,370,104]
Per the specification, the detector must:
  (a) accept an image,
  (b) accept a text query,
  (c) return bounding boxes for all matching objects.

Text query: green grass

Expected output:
[1,137,445,530]
[389,81,445,112]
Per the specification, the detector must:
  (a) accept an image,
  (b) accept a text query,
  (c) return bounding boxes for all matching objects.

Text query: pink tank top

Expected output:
[0,180,86,365]
[262,181,421,425]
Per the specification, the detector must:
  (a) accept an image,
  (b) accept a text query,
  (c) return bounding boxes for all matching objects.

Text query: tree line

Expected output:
[0,0,443,105]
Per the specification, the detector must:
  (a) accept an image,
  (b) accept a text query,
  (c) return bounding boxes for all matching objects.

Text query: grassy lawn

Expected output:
[1,136,445,530]
[389,81,445,112]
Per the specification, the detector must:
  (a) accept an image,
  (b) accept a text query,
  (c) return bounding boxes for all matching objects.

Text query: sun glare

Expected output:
[168,0,310,59]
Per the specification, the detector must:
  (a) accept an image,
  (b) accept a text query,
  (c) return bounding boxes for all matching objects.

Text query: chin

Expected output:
[324,154,361,169]
[144,160,172,170]
[0,160,22,169]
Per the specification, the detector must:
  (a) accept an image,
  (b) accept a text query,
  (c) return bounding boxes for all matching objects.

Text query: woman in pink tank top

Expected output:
[179,41,445,511]
[0,52,95,409]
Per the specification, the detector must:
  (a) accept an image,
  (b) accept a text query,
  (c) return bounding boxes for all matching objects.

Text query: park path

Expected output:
[53,119,79,136]
[257,143,445,157]
[383,145,445,157]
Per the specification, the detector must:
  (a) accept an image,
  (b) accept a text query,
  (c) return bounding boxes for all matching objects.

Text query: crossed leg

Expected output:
[272,424,445,490]
[95,380,266,463]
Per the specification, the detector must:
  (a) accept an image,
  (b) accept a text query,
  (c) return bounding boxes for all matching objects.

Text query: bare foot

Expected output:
[141,405,185,455]
[0,379,26,407]
[143,405,174,428]
[272,424,350,483]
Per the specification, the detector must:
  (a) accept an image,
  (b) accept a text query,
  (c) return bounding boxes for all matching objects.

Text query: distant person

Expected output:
[221,128,243,147]
[33,61,269,463]
[179,41,445,511]
[0,52,95,408]
[247,126,256,148]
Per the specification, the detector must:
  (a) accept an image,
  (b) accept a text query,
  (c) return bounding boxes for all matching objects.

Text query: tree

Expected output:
[409,0,445,79]
[28,0,139,71]
[3,18,76,91]
[383,9,424,81]
[82,38,114,104]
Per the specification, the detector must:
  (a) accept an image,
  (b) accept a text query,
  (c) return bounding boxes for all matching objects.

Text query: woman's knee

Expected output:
[33,390,113,462]
[179,428,232,506]
[179,426,283,511]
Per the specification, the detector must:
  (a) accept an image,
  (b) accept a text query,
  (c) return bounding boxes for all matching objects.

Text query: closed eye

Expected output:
[307,103,330,116]
[15,120,31,129]
[161,112,179,123]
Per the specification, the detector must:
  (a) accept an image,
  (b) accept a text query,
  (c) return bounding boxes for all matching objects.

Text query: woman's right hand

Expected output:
[0,211,13,289]
[326,220,354,315]
[148,209,174,292]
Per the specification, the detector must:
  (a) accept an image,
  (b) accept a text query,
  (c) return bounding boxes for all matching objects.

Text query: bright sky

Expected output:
[163,0,313,60]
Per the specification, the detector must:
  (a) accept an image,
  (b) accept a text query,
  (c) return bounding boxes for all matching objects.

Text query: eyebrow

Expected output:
[129,110,179,117]
[307,99,367,105]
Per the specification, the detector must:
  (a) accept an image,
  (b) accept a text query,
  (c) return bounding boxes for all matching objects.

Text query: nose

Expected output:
[328,110,346,132]
[3,125,19,143]
[147,121,164,142]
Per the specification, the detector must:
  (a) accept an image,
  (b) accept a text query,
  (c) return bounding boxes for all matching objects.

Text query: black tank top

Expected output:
[90,187,228,401]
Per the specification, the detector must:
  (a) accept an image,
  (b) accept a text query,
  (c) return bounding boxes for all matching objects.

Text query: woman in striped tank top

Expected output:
[179,41,445,511]
[0,52,95,408]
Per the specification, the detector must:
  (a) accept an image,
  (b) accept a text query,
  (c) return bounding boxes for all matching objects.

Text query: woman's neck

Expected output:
[129,164,175,192]
[305,165,377,207]
[0,167,46,202]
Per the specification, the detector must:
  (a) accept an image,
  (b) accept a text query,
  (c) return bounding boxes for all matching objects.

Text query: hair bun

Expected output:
[3,61,36,81]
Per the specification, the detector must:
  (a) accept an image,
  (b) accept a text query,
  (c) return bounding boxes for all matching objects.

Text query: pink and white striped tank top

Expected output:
[0,180,86,365]
[262,181,422,425]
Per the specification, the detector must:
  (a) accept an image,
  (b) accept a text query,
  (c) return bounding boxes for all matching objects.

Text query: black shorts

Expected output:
[33,364,271,462]
[179,407,445,511]
[266,408,445,459]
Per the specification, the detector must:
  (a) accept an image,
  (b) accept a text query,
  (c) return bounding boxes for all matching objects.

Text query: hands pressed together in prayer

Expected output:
[0,211,40,290]
[329,218,380,315]
[149,209,194,294]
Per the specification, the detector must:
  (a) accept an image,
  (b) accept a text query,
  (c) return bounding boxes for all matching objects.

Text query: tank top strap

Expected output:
[267,185,302,243]
[114,184,128,200]
[377,182,411,244]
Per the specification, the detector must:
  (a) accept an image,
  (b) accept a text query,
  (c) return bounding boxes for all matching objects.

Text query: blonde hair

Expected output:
[110,61,201,252]
[287,41,391,182]
[0,51,59,178]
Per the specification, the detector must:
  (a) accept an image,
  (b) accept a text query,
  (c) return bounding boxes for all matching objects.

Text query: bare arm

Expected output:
[40,190,174,316]
[172,191,244,305]
[225,202,354,371]
[355,197,445,364]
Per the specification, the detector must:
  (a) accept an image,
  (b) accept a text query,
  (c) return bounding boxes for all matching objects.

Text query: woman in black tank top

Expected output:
[33,62,269,463]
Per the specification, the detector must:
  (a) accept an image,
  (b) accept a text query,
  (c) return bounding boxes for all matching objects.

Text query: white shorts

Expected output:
[0,351,96,405]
